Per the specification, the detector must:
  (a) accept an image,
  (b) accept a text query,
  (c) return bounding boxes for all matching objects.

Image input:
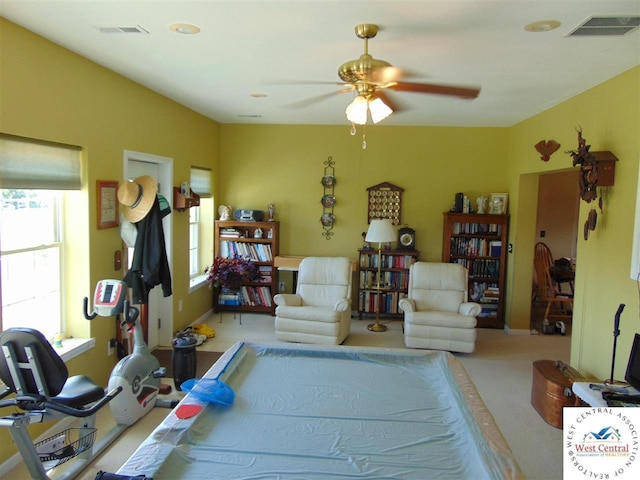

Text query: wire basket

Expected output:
[35,427,96,470]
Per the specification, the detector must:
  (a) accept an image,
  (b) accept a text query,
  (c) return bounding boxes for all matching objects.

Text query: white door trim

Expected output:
[123,150,174,347]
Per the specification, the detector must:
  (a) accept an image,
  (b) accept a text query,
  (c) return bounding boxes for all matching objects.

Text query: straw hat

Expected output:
[117,175,158,223]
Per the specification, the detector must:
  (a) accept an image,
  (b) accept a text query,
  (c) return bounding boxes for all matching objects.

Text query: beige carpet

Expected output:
[4,312,571,480]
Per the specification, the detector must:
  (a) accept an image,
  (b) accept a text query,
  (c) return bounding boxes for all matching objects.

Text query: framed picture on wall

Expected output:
[489,193,508,214]
[97,180,119,229]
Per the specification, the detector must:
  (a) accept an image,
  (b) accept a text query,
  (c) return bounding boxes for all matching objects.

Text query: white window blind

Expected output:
[190,166,211,198]
[0,133,82,190]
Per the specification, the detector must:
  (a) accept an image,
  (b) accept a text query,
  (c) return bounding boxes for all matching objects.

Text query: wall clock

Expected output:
[366,182,403,225]
[397,227,415,250]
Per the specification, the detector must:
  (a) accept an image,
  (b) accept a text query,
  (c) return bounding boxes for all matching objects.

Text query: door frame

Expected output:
[123,150,174,347]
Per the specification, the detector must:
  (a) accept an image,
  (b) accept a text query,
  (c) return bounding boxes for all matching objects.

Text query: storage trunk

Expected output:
[531,359,586,429]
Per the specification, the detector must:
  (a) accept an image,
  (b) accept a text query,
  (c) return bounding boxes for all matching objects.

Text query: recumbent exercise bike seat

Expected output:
[0,328,106,411]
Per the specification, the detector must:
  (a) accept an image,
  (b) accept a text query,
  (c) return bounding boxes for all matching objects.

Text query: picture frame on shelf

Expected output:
[97,180,119,229]
[489,193,508,214]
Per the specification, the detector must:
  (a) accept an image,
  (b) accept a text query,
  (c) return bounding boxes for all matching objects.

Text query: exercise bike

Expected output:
[0,279,163,479]
[83,279,165,426]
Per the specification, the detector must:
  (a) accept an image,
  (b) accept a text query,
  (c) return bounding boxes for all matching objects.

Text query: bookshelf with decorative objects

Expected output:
[441,212,509,328]
[214,220,279,315]
[357,249,419,319]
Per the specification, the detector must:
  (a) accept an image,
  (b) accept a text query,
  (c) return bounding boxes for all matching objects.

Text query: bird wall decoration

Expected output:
[534,139,561,161]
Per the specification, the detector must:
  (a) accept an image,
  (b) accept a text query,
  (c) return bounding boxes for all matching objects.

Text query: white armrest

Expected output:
[459,302,482,317]
[273,294,302,307]
[333,298,351,312]
[398,298,416,313]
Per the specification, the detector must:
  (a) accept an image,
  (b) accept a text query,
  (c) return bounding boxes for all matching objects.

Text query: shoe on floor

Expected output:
[193,323,215,338]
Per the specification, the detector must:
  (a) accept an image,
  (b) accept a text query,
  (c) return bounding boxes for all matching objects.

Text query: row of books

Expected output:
[359,253,417,269]
[219,286,273,307]
[470,282,500,302]
[450,237,502,257]
[258,265,273,283]
[219,228,242,238]
[451,222,502,235]
[358,290,407,315]
[219,240,272,262]
[359,270,410,291]
[452,258,500,278]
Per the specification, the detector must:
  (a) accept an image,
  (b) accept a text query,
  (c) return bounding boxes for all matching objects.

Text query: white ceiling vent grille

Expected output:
[568,16,640,36]
[95,25,149,34]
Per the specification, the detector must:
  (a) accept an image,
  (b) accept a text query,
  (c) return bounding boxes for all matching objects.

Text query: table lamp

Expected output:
[365,218,397,332]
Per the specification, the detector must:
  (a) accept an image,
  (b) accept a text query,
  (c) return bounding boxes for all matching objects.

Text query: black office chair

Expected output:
[0,328,121,480]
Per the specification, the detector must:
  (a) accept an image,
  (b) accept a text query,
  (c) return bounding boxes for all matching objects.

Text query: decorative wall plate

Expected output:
[321,175,336,187]
[320,212,336,226]
[321,194,336,207]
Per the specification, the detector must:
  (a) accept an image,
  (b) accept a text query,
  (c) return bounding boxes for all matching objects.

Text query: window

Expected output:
[0,134,81,339]
[1,190,63,340]
[189,167,212,289]
[189,205,201,277]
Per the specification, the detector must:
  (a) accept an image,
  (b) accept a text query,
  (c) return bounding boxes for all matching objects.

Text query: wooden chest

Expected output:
[531,359,585,429]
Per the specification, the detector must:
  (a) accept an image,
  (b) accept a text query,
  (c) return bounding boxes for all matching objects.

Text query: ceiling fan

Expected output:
[290,24,481,126]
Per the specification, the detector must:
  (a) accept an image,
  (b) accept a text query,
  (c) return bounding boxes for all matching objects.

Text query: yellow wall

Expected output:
[506,67,640,379]
[220,125,509,261]
[0,19,219,461]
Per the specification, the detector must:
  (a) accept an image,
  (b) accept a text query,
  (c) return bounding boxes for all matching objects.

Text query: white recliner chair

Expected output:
[399,262,480,353]
[274,257,352,345]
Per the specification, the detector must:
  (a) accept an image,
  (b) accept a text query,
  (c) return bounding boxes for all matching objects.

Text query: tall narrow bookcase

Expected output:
[442,212,509,329]
[214,220,279,315]
[357,249,419,319]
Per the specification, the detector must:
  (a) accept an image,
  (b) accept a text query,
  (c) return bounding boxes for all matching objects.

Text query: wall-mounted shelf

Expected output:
[173,186,200,211]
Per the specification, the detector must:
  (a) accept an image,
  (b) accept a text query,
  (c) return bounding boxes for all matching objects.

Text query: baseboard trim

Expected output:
[504,326,531,335]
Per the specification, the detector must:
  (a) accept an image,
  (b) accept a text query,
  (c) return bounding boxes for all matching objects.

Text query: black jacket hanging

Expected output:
[124,197,172,304]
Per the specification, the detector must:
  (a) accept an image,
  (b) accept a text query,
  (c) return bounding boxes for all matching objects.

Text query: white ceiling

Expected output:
[1,1,639,127]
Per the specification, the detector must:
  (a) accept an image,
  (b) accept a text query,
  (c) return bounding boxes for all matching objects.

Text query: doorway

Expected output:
[123,150,174,348]
[531,170,580,332]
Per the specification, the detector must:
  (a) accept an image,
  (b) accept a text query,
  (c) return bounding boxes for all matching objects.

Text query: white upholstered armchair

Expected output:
[274,257,352,345]
[399,262,480,353]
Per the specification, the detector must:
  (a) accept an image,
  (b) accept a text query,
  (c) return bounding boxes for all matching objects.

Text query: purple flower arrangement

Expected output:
[205,256,260,291]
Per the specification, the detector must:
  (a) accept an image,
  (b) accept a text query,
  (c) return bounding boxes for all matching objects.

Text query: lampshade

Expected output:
[345,95,393,125]
[365,218,396,244]
[345,95,369,125]
[369,96,393,124]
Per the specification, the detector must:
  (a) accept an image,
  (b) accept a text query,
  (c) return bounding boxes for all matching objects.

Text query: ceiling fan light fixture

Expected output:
[369,96,393,124]
[345,95,369,125]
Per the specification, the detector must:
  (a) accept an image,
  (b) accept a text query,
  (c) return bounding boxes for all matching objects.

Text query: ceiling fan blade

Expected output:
[283,88,353,109]
[266,78,348,86]
[390,82,480,99]
[369,66,405,84]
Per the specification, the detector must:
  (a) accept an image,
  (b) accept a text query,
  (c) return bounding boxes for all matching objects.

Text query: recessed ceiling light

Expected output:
[250,93,268,98]
[169,23,201,35]
[525,20,561,32]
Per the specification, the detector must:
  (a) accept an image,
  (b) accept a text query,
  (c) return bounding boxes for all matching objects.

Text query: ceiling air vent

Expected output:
[568,16,640,36]
[95,25,149,34]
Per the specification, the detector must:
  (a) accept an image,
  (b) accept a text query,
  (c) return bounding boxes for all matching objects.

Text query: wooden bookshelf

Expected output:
[214,220,279,315]
[357,249,419,319]
[442,212,509,328]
